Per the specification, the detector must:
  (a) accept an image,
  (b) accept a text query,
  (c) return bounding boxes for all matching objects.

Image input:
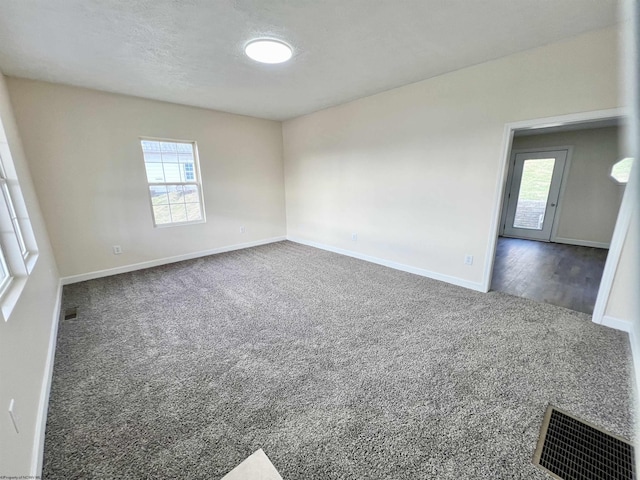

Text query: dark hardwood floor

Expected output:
[490,237,609,314]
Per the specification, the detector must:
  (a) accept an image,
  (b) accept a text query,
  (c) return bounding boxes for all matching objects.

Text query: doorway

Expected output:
[487,112,627,317]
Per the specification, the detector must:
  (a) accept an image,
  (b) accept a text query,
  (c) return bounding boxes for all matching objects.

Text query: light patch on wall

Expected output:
[611,157,634,184]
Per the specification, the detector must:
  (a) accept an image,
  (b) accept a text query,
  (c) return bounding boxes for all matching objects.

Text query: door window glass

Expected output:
[513,158,555,230]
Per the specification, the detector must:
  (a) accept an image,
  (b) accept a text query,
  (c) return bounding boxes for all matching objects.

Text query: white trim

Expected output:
[629,320,640,399]
[60,236,287,285]
[548,147,574,243]
[592,161,637,324]
[600,315,633,333]
[506,108,626,132]
[482,124,514,293]
[30,280,63,478]
[483,108,626,294]
[551,237,610,249]
[287,236,485,292]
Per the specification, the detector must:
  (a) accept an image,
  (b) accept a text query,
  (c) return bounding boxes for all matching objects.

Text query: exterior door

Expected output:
[503,149,568,241]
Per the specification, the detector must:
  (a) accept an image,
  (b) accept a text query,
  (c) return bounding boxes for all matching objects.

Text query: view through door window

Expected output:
[513,158,555,230]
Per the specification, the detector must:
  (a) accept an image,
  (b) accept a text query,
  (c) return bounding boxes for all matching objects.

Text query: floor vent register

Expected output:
[533,405,635,480]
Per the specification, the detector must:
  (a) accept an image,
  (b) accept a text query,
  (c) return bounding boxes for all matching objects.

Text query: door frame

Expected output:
[500,146,574,242]
[482,107,628,327]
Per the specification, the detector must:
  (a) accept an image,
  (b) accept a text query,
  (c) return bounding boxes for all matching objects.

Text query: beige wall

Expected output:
[6,79,286,278]
[511,126,622,247]
[283,27,620,289]
[0,74,60,475]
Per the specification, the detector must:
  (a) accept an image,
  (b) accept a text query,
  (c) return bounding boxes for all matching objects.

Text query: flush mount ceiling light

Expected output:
[245,39,292,64]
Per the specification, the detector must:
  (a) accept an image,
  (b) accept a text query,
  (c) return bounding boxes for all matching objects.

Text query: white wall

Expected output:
[0,73,60,476]
[6,79,286,279]
[511,126,622,248]
[283,27,620,289]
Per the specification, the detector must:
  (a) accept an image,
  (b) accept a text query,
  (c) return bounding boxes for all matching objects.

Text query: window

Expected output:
[0,141,39,321]
[0,157,12,294]
[140,139,205,226]
[0,162,27,258]
[0,241,9,295]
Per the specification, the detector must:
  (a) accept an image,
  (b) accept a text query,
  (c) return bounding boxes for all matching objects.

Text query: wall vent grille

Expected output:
[63,307,78,320]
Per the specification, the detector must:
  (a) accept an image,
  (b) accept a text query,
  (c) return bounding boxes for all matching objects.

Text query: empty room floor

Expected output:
[490,237,609,314]
[44,241,632,479]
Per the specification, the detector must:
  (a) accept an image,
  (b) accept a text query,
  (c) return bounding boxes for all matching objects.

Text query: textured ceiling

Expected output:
[0,0,619,120]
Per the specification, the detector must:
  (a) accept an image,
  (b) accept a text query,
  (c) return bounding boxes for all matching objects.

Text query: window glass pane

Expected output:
[161,152,178,163]
[149,186,169,205]
[160,142,177,153]
[169,204,188,223]
[141,140,161,152]
[513,158,555,230]
[176,143,193,154]
[145,163,165,182]
[143,152,162,163]
[183,185,199,202]
[178,153,194,164]
[153,205,171,225]
[0,256,7,284]
[163,163,181,182]
[167,184,183,202]
[0,239,11,288]
[0,183,26,256]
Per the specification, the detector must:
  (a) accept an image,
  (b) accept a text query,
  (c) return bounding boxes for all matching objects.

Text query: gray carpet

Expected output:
[44,241,634,479]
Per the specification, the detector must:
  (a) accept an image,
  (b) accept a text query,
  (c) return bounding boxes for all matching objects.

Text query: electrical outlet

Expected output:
[351,233,358,241]
[240,226,246,234]
[112,245,122,255]
[464,254,473,266]
[8,399,19,433]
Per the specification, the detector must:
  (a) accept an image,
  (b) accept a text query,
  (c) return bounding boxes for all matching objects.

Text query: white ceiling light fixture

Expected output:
[245,39,292,64]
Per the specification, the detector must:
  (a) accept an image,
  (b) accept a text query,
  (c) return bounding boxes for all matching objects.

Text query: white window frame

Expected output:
[139,137,206,228]
[0,141,39,322]
[0,239,10,298]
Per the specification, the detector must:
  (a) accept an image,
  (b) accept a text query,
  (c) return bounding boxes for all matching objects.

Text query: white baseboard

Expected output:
[552,237,610,249]
[600,315,633,332]
[60,236,287,285]
[629,321,640,398]
[30,280,63,478]
[287,236,484,292]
